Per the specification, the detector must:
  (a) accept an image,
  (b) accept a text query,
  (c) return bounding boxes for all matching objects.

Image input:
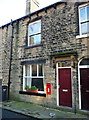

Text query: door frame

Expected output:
[78,59,89,109]
[56,63,72,107]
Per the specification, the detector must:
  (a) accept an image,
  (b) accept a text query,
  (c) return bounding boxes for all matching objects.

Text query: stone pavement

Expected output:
[0,100,89,119]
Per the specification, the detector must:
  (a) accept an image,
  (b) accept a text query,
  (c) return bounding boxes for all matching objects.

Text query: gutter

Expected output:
[7,20,13,100]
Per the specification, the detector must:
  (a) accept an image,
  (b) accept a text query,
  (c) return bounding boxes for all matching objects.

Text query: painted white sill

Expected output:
[23,90,45,94]
[38,91,45,93]
[76,34,89,39]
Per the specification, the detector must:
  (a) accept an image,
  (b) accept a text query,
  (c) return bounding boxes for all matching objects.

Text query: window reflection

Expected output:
[25,65,30,76]
[80,7,87,21]
[30,34,41,45]
[28,20,41,46]
[32,64,37,76]
[25,78,31,88]
[29,21,41,35]
[79,5,89,34]
[81,22,89,34]
[81,23,87,34]
[39,64,43,76]
[87,6,89,20]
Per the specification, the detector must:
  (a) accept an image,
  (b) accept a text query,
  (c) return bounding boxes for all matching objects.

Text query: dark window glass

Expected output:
[32,78,44,91]
[32,65,37,76]
[80,58,89,65]
[39,64,43,76]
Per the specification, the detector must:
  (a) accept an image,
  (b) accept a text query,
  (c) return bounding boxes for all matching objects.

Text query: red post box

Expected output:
[46,83,51,95]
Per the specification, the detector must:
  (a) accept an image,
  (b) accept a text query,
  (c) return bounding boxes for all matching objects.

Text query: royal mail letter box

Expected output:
[46,83,51,95]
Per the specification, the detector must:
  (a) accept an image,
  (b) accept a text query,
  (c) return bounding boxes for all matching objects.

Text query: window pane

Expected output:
[32,65,37,76]
[88,22,89,33]
[29,21,41,35]
[81,22,89,34]
[25,78,31,88]
[87,6,89,20]
[80,58,89,65]
[32,78,44,91]
[30,34,41,45]
[30,36,34,45]
[80,7,87,21]
[81,23,87,34]
[39,64,43,76]
[25,65,30,76]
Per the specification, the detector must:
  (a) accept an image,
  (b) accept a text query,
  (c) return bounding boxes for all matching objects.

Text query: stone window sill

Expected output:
[76,34,89,39]
[23,44,43,49]
[19,91,46,97]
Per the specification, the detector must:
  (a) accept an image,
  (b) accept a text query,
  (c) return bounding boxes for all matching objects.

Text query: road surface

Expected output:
[0,108,41,120]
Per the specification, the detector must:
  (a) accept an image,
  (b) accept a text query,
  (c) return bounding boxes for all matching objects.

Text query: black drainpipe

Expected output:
[7,20,13,100]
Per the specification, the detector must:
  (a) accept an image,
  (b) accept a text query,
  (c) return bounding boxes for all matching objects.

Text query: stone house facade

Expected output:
[0,0,89,111]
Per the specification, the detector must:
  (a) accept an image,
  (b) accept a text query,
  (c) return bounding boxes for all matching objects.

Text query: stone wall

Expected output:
[0,1,89,109]
[0,28,2,79]
[1,25,12,86]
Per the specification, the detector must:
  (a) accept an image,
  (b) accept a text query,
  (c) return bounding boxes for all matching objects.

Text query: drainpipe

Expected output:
[7,20,13,100]
[74,54,78,114]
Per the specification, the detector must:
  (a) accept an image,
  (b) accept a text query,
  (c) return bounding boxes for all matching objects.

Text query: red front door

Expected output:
[58,68,72,107]
[80,68,89,110]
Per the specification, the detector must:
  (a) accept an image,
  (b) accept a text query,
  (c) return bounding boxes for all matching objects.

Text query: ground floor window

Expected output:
[23,64,44,91]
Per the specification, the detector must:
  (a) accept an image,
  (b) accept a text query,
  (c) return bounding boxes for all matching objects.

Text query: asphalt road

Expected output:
[0,108,41,120]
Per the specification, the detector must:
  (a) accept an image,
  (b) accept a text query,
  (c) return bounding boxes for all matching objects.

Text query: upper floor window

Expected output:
[79,4,89,35]
[28,20,41,46]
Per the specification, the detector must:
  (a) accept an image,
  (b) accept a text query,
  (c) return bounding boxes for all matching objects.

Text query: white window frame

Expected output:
[28,20,41,46]
[79,3,89,35]
[23,64,44,92]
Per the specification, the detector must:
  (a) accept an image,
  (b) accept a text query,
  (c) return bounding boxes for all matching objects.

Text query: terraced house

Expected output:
[0,0,89,111]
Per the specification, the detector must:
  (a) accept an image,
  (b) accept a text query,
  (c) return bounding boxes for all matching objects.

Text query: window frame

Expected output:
[28,20,41,46]
[79,3,89,35]
[23,64,44,92]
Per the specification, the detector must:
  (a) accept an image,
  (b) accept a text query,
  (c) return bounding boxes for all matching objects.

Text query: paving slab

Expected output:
[0,101,89,119]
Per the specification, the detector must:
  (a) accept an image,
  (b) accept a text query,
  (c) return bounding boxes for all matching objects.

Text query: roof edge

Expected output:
[0,0,67,28]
